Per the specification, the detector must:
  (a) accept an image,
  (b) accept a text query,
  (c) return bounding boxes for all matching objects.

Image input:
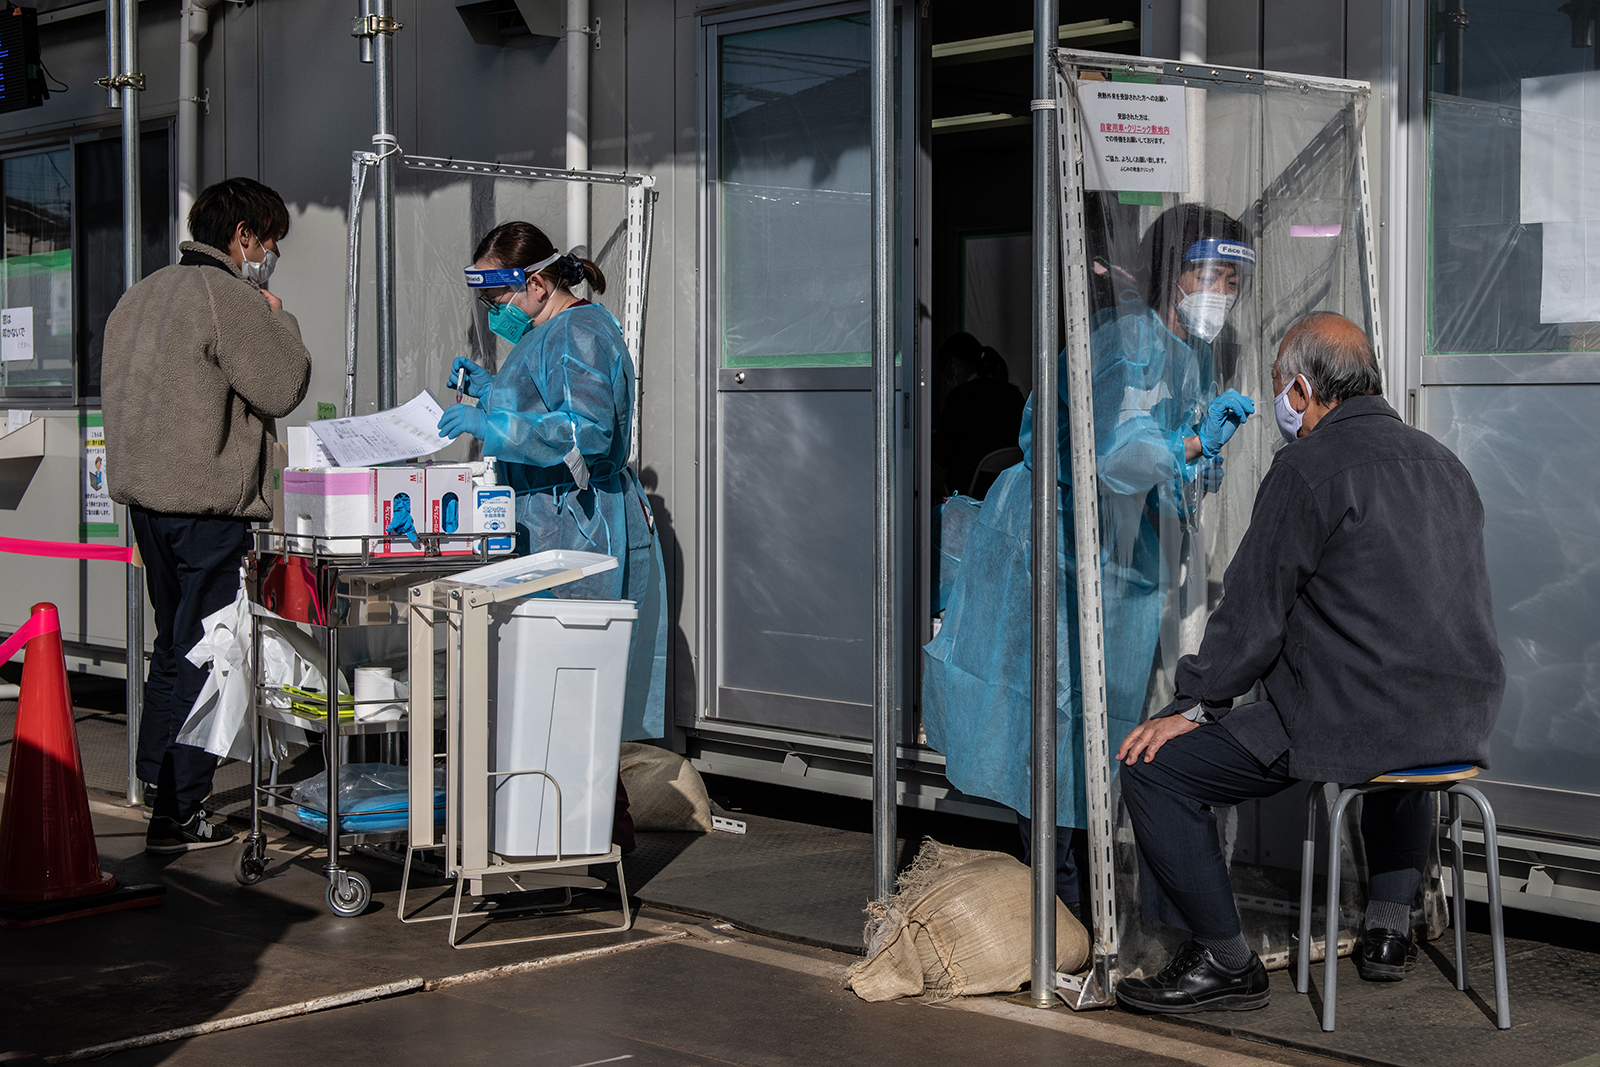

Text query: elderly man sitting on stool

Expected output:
[1112,312,1505,1015]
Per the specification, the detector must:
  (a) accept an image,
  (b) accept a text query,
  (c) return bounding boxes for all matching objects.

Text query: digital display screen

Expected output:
[0,8,43,116]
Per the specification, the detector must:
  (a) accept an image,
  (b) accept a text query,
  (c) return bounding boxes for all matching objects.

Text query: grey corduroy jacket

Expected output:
[1157,396,1505,783]
[103,242,312,520]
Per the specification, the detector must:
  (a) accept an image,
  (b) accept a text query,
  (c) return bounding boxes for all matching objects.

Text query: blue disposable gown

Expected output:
[478,301,667,741]
[922,303,1214,826]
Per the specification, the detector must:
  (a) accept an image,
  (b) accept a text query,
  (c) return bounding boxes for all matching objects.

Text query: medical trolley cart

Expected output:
[234,531,502,917]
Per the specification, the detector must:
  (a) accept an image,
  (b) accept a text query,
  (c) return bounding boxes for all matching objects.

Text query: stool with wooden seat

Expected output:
[1295,764,1509,1031]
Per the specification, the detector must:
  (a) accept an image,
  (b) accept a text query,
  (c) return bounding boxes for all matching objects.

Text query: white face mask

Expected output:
[1274,373,1312,443]
[240,246,278,288]
[1175,288,1235,344]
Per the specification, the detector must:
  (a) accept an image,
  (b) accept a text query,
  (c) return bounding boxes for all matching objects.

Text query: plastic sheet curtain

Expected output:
[346,156,652,461]
[1053,51,1446,983]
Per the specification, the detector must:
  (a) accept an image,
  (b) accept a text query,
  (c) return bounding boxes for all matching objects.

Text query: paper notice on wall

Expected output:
[1077,82,1189,193]
[82,416,114,534]
[1521,71,1600,223]
[1,307,33,362]
[309,390,450,467]
[1539,220,1600,322]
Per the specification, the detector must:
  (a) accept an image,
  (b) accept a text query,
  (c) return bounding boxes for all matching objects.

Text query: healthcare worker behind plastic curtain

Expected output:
[437,222,668,747]
[922,204,1256,919]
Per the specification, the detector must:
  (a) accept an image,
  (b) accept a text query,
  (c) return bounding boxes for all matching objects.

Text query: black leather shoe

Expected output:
[1356,927,1418,982]
[1115,941,1271,1014]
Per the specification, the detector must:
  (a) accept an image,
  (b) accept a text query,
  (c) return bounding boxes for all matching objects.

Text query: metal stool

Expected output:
[1295,764,1509,1031]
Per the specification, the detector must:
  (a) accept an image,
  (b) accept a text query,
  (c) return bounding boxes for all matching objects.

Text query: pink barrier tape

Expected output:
[0,608,60,664]
[0,536,136,564]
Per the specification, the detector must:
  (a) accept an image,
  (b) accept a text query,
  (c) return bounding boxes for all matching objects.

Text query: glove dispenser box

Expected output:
[283,468,377,553]
[373,467,427,557]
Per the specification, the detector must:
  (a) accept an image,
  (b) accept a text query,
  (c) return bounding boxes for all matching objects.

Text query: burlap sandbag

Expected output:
[846,838,1090,1001]
[618,743,715,832]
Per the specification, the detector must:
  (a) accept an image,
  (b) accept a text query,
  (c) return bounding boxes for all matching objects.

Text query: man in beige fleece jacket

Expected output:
[103,178,311,853]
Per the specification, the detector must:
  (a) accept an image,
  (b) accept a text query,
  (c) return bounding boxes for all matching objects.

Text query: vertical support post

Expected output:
[566,0,591,256]
[869,0,898,900]
[1028,0,1059,1007]
[119,0,145,807]
[343,156,370,417]
[371,0,398,411]
[1058,64,1120,1005]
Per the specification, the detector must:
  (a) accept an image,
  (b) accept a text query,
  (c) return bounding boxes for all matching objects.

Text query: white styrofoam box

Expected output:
[287,426,334,469]
[488,597,638,859]
[283,468,376,553]
[424,464,475,554]
[471,485,515,555]
[372,466,427,557]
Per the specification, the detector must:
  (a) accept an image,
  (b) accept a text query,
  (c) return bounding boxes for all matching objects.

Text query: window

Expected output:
[1427,1,1600,354]
[0,128,170,403]
[716,13,873,368]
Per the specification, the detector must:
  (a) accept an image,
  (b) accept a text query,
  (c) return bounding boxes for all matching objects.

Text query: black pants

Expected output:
[1016,816,1091,907]
[1120,719,1431,941]
[130,506,252,821]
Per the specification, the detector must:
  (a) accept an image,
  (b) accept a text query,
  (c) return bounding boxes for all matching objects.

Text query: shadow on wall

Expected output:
[639,466,691,738]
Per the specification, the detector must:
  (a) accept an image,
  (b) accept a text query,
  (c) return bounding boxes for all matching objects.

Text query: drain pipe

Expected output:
[1178,0,1206,63]
[566,0,589,257]
[177,0,222,244]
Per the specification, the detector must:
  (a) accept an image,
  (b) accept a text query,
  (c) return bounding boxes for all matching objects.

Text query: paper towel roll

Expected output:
[353,666,404,722]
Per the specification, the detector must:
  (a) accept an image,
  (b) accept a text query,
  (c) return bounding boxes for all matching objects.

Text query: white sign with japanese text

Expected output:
[0,307,33,362]
[1077,82,1189,194]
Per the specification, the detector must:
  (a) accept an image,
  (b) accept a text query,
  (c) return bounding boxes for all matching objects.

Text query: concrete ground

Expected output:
[4,700,1600,1067]
[2,798,1357,1067]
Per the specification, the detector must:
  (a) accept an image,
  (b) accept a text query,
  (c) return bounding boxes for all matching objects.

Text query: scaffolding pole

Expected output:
[1027,0,1061,1007]
[869,0,898,900]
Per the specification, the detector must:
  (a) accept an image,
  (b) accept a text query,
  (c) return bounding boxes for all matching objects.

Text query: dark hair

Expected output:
[1138,203,1251,311]
[188,178,291,251]
[1276,311,1383,403]
[472,221,607,295]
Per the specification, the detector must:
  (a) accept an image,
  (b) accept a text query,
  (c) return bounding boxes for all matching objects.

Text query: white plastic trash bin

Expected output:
[488,596,637,859]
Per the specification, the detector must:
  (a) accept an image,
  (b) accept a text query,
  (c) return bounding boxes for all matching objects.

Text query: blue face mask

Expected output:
[486,298,533,344]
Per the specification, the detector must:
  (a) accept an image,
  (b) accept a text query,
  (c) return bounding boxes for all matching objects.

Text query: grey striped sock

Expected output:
[1364,898,1412,933]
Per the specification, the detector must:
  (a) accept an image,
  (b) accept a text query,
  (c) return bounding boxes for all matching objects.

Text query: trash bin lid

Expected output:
[444,549,618,596]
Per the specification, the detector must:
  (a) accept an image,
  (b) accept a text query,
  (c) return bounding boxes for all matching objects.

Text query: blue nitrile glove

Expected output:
[1197,388,1256,457]
[438,403,488,442]
[386,494,419,545]
[449,356,494,399]
[1201,455,1225,493]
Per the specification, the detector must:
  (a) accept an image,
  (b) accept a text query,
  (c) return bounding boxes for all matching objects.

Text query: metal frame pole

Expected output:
[870,0,898,900]
[1058,62,1118,1007]
[371,0,398,411]
[1028,0,1060,1006]
[119,0,145,806]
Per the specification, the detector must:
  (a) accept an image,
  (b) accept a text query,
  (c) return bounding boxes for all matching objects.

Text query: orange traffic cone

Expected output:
[0,603,163,926]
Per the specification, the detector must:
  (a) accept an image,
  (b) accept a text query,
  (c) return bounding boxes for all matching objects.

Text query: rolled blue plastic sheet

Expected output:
[289,762,445,834]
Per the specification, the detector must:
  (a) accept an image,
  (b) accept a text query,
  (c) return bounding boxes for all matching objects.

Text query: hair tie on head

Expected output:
[555,253,587,288]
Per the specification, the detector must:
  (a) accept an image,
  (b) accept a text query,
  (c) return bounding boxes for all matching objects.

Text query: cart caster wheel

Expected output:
[326,871,371,917]
[233,839,267,886]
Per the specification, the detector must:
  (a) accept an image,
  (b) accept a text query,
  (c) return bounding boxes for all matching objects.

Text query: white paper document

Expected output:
[1540,219,1600,323]
[1522,71,1600,224]
[1,307,33,362]
[308,391,450,466]
[1077,81,1189,194]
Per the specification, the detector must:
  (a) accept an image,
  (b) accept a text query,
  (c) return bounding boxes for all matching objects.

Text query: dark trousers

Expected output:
[130,506,252,821]
[1016,816,1090,907]
[1120,721,1431,940]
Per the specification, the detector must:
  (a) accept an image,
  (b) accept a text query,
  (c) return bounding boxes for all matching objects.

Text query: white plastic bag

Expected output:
[178,571,326,762]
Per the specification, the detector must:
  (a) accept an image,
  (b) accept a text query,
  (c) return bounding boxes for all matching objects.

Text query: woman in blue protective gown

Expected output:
[437,222,668,752]
[921,204,1257,913]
